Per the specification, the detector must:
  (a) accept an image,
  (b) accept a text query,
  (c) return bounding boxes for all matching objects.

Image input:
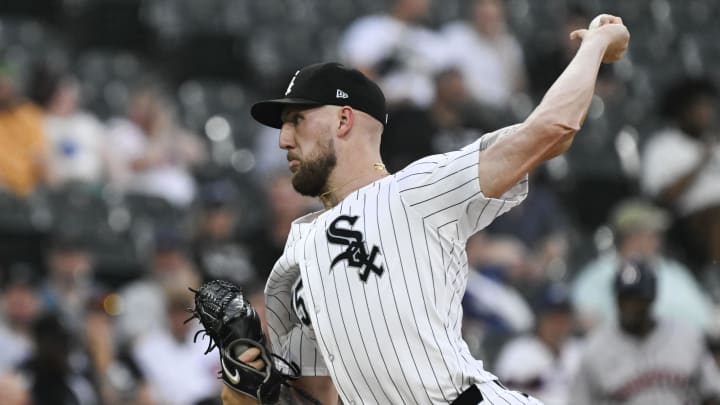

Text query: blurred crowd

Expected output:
[1,0,720,404]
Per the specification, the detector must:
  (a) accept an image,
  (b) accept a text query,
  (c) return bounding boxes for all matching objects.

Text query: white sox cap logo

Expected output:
[336,89,349,99]
[285,70,300,96]
[222,357,241,384]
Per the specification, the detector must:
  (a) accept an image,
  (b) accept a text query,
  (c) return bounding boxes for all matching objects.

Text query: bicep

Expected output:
[478,121,570,198]
[397,129,528,239]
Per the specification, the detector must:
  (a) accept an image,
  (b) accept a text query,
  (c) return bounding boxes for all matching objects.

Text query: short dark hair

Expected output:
[566,3,593,21]
[28,63,70,108]
[659,76,718,121]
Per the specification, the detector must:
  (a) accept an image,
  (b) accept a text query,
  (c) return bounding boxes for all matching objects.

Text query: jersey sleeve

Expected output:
[276,324,329,377]
[395,124,528,240]
[266,250,328,377]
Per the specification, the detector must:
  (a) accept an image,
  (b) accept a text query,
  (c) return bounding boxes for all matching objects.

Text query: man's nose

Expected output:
[279,125,295,150]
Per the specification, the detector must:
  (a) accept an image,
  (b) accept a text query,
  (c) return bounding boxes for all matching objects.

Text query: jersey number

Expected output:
[292,278,311,326]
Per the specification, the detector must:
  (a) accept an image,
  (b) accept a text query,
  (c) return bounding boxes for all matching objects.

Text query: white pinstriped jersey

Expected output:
[265,126,529,404]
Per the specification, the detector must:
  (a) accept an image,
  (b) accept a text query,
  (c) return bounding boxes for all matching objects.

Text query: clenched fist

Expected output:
[571,14,630,64]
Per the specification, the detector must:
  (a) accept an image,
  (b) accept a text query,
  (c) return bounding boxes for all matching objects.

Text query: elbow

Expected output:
[527,116,580,157]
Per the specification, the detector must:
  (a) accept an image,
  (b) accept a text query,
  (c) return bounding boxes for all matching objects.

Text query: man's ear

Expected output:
[337,106,354,137]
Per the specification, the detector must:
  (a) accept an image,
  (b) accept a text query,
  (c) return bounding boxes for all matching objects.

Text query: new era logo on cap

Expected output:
[250,62,387,129]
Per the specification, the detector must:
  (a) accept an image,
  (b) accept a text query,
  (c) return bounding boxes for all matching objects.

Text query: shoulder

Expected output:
[344,15,396,36]
[107,118,142,140]
[499,336,547,358]
[393,152,447,178]
[442,21,472,38]
[583,326,621,357]
[496,336,553,376]
[291,209,329,225]
[658,257,696,278]
[656,318,704,342]
[74,111,103,126]
[499,32,523,49]
[644,127,694,151]
[572,254,617,288]
[15,101,43,118]
[133,328,169,352]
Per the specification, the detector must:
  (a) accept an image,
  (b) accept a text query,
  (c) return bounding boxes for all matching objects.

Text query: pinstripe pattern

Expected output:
[475,380,544,404]
[265,127,530,404]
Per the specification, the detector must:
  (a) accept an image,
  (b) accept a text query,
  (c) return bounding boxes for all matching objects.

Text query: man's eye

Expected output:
[293,115,302,125]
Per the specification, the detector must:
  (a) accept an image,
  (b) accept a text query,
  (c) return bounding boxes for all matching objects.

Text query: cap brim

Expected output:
[250,98,322,129]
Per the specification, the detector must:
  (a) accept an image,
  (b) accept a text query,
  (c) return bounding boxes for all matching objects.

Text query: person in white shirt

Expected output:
[132,287,220,405]
[495,283,582,405]
[641,76,720,269]
[107,86,206,207]
[28,64,107,188]
[442,0,527,109]
[572,199,714,332]
[339,0,450,107]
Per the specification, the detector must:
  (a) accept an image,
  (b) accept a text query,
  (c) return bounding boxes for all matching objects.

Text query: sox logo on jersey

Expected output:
[326,215,384,282]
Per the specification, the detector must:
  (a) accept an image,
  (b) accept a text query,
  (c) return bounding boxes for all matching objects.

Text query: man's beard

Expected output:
[291,140,337,197]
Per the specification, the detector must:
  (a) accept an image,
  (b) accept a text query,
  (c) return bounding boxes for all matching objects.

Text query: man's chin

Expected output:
[291,177,321,197]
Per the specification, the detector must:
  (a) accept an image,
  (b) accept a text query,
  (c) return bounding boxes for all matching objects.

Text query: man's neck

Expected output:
[319,163,389,208]
[622,319,657,339]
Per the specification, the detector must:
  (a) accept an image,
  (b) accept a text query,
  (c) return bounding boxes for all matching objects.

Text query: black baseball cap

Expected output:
[534,282,572,314]
[614,260,657,300]
[251,62,387,129]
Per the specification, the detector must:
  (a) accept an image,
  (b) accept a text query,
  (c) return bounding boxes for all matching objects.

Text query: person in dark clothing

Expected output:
[19,313,101,405]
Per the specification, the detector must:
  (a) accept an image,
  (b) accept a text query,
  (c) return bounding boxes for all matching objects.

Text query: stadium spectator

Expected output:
[428,68,514,153]
[107,85,206,207]
[339,0,450,107]
[28,63,108,189]
[381,68,512,172]
[0,64,48,196]
[570,260,720,404]
[526,5,591,103]
[0,372,30,405]
[131,287,220,405]
[485,168,570,273]
[245,172,317,279]
[571,199,714,332]
[641,76,720,270]
[83,291,153,405]
[116,229,200,344]
[192,179,258,286]
[18,313,101,405]
[40,233,95,332]
[710,334,720,371]
[495,282,582,405]
[0,267,41,372]
[463,233,535,361]
[442,0,527,109]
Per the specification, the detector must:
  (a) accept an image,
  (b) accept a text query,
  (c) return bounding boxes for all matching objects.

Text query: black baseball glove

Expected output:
[187,280,296,404]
